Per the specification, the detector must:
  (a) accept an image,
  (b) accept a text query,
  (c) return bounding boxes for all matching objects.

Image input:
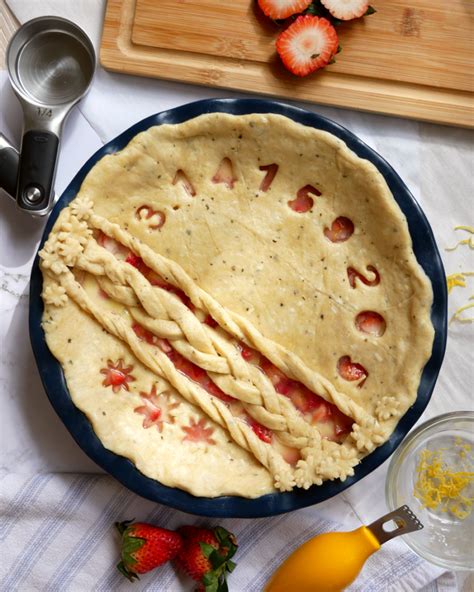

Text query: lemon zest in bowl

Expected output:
[414,443,474,520]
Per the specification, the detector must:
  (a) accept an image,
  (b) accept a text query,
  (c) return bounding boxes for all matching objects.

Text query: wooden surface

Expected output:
[101,0,474,128]
[0,0,19,69]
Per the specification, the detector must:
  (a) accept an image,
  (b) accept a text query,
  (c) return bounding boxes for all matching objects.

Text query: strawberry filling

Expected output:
[288,184,321,213]
[246,416,273,444]
[259,164,279,192]
[135,205,166,229]
[324,217,354,242]
[125,253,195,311]
[347,265,380,288]
[238,344,353,442]
[172,169,196,197]
[96,231,130,259]
[100,359,136,393]
[212,157,237,189]
[355,311,386,337]
[203,314,218,328]
[337,355,368,387]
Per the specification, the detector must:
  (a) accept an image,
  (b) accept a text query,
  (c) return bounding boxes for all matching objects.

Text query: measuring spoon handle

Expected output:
[17,129,58,215]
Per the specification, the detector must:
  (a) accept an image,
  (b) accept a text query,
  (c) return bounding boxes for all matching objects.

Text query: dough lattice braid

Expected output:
[87,212,383,446]
[75,241,319,445]
[42,267,296,490]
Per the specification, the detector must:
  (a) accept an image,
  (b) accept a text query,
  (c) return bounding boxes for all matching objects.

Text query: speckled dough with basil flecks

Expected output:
[40,113,434,498]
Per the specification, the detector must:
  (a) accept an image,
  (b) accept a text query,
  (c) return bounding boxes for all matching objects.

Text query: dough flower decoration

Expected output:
[42,283,68,307]
[39,235,67,275]
[70,195,94,220]
[351,422,384,452]
[375,396,400,421]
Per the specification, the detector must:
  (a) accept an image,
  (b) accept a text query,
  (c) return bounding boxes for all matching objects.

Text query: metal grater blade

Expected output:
[368,505,424,545]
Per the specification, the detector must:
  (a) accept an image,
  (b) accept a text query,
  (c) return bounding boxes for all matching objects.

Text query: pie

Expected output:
[39,113,434,498]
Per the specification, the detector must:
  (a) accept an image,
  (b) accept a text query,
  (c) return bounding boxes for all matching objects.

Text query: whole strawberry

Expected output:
[115,520,183,581]
[175,525,238,592]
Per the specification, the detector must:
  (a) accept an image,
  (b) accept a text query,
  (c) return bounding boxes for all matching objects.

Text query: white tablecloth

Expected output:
[1,1,473,590]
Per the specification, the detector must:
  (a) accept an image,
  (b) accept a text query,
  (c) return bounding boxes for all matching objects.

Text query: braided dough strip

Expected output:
[75,242,322,445]
[88,213,383,445]
[42,266,296,491]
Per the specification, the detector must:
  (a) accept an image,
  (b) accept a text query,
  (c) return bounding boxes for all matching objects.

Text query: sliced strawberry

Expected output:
[182,417,216,444]
[276,15,338,77]
[355,311,386,337]
[172,169,196,197]
[281,446,301,466]
[347,265,380,288]
[321,0,371,21]
[337,355,368,387]
[288,384,327,413]
[288,184,321,213]
[247,416,273,444]
[258,0,312,20]
[212,158,237,189]
[173,354,207,383]
[259,164,279,192]
[324,216,354,242]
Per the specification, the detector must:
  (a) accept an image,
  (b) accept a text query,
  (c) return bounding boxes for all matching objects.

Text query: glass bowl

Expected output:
[386,411,474,571]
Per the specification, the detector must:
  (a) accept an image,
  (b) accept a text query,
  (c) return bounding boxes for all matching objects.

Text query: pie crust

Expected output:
[39,113,434,498]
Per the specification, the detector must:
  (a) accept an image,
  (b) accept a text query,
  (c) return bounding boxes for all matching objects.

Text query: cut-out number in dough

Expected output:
[288,184,321,213]
[347,265,380,288]
[100,359,136,393]
[355,311,386,337]
[259,164,279,192]
[324,217,354,242]
[212,157,236,189]
[135,205,166,230]
[172,169,196,197]
[337,356,368,388]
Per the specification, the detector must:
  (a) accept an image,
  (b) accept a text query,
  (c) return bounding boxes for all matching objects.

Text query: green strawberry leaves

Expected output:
[198,527,238,592]
[115,521,146,582]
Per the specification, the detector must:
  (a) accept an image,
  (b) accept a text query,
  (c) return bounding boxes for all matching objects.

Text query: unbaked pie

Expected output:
[40,113,434,498]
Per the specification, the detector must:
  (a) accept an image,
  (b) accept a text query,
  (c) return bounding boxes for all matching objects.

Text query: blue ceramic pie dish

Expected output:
[29,99,447,517]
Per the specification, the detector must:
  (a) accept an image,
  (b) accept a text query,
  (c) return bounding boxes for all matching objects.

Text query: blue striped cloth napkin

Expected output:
[0,472,454,591]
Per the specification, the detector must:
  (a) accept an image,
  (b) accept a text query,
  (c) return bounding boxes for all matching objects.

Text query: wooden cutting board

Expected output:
[100,0,474,128]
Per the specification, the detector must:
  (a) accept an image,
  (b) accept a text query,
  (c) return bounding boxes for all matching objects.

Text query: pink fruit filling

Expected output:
[239,344,353,442]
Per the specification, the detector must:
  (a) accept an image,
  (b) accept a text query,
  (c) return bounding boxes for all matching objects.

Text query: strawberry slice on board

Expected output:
[320,0,373,21]
[276,15,339,77]
[258,0,312,20]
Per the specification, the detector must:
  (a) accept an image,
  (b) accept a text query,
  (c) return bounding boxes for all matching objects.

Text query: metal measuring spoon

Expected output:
[7,17,95,217]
